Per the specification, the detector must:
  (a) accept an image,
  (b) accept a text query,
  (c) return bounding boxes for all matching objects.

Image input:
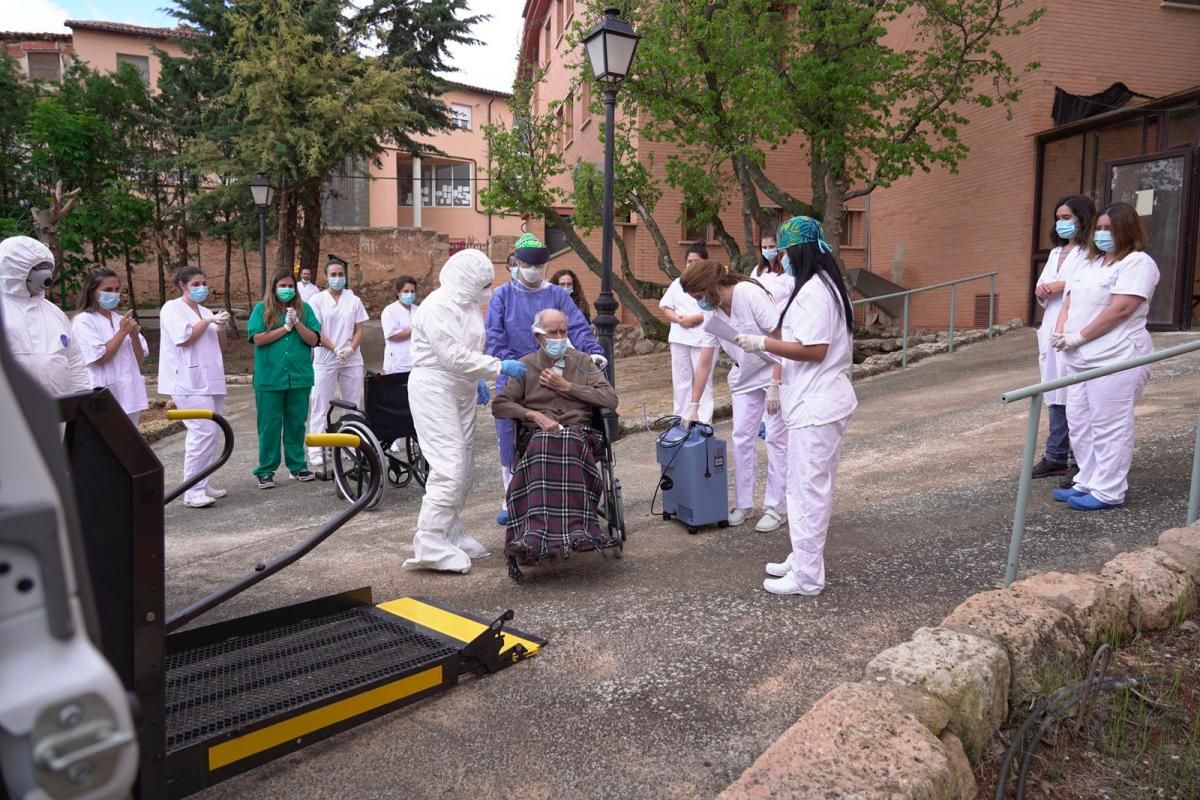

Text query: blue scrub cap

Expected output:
[777,216,833,254]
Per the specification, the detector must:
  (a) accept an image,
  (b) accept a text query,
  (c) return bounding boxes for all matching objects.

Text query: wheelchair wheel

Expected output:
[331,418,385,510]
[610,479,626,557]
[386,447,412,488]
[407,437,429,487]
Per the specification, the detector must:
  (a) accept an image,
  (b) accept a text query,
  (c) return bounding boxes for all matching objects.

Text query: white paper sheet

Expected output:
[704,316,779,367]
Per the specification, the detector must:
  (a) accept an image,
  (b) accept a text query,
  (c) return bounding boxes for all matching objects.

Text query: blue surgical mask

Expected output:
[761,247,778,262]
[781,252,794,276]
[543,338,568,359]
[1094,231,1115,253]
[697,297,713,312]
[510,267,520,282]
[400,292,416,305]
[329,276,346,291]
[1055,219,1077,240]
[189,285,210,303]
[560,285,573,296]
[98,291,120,310]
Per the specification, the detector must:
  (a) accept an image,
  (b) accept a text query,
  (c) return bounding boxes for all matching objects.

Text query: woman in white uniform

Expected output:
[307,255,369,465]
[736,216,856,596]
[659,243,714,424]
[1052,202,1159,511]
[681,260,788,532]
[158,266,231,509]
[1030,194,1095,481]
[72,267,149,424]
[381,275,418,374]
[753,232,796,309]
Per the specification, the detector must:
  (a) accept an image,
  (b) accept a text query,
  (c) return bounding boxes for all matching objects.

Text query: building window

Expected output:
[683,207,710,242]
[566,0,575,21]
[27,52,61,82]
[323,156,370,228]
[544,19,552,65]
[545,216,573,254]
[116,53,151,83]
[580,79,591,123]
[450,103,472,130]
[556,105,566,152]
[399,161,471,208]
[564,94,574,147]
[556,0,564,38]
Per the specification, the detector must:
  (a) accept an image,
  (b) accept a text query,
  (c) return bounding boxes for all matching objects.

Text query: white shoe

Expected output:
[755,509,786,533]
[763,573,822,596]
[309,451,324,467]
[183,495,215,509]
[765,561,789,578]
[206,487,228,499]
[727,507,751,526]
[388,440,403,455]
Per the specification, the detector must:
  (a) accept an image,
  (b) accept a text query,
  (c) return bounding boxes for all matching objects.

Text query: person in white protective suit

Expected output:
[403,249,528,573]
[1051,201,1159,512]
[0,236,90,396]
[307,255,369,466]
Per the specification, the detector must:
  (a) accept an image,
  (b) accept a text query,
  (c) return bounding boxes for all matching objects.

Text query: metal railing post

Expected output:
[1005,393,1044,586]
[1189,410,1200,525]
[902,294,910,367]
[949,284,956,353]
[988,274,996,337]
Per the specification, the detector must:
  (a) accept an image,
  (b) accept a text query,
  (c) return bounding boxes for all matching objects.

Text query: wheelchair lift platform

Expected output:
[165,590,541,797]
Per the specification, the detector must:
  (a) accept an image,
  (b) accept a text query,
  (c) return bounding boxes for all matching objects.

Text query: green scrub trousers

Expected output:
[248,300,321,479]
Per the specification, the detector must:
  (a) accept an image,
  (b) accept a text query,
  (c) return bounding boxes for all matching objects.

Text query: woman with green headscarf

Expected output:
[735,216,857,597]
[248,268,322,489]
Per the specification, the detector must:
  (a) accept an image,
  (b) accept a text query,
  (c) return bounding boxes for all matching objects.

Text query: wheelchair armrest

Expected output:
[592,406,620,443]
[329,400,358,412]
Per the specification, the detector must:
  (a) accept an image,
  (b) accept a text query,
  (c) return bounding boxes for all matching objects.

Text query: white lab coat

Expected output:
[158,295,228,503]
[778,275,857,593]
[659,278,714,423]
[1035,245,1087,405]
[298,280,320,304]
[72,309,149,423]
[1061,251,1159,505]
[0,237,90,396]
[709,282,788,515]
[380,300,415,374]
[754,269,796,311]
[307,289,369,456]
[403,249,502,573]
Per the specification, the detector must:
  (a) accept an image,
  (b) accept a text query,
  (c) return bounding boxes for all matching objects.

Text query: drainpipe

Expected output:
[412,154,422,229]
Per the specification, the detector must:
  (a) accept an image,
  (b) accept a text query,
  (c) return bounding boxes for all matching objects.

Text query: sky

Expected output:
[1,0,524,93]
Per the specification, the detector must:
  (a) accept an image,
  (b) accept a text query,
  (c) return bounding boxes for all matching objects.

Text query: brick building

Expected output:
[521,2,1200,330]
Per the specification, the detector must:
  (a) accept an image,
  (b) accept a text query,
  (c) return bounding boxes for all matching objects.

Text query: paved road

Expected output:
[155,330,1200,800]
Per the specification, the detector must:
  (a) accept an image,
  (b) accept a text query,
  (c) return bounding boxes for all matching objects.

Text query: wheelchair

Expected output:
[324,370,429,510]
[506,406,626,581]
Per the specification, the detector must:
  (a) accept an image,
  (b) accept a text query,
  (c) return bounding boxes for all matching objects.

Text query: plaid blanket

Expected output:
[505,426,608,564]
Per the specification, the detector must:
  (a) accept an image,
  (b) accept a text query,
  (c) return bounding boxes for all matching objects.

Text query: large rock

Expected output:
[1100,547,1196,632]
[942,590,1085,713]
[1013,571,1132,647]
[865,626,1009,761]
[719,682,974,800]
[1157,523,1200,584]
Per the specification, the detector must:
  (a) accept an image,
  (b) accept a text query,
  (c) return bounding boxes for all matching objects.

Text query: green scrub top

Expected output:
[248,301,321,391]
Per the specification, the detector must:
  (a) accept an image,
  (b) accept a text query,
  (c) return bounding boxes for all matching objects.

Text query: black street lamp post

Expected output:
[249,174,274,297]
[582,7,639,387]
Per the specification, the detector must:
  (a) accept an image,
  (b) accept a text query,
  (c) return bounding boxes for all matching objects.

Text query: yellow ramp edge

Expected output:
[208,666,443,771]
[376,598,541,658]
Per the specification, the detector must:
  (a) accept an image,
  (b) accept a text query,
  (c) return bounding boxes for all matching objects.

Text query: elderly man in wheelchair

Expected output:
[492,308,619,572]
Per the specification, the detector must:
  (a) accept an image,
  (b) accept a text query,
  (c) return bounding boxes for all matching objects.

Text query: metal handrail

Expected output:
[852,271,998,367]
[163,410,235,505]
[999,338,1200,586]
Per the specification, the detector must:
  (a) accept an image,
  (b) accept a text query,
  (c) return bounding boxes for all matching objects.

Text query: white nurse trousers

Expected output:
[171,393,226,503]
[731,388,787,514]
[670,342,714,424]
[784,415,850,593]
[1066,366,1149,505]
[307,362,364,460]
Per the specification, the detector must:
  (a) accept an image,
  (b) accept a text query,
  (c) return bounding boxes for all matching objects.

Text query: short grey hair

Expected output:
[531,307,567,334]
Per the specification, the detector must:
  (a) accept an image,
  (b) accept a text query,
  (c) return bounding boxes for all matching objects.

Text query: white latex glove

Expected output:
[212,310,231,328]
[765,382,781,415]
[681,402,700,426]
[284,308,298,330]
[590,353,609,371]
[1053,332,1086,351]
[735,334,767,353]
[335,346,352,363]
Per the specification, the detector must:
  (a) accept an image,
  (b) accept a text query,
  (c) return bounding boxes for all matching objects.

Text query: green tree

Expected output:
[0,53,39,236]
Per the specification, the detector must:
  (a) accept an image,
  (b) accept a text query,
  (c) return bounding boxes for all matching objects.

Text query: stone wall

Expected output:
[720,523,1200,799]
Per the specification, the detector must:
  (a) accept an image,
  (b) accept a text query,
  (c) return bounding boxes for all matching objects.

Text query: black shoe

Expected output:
[291,469,315,482]
[1031,458,1069,479]
[1058,463,1080,489]
[258,475,275,489]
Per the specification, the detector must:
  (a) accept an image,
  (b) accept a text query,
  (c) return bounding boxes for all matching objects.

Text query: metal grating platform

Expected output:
[165,606,457,752]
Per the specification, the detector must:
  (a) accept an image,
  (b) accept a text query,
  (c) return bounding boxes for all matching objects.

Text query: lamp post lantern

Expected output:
[582,7,639,387]
[249,173,274,296]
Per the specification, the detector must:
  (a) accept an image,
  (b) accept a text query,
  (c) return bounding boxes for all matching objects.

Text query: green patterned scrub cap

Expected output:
[777,215,834,254]
[513,233,549,265]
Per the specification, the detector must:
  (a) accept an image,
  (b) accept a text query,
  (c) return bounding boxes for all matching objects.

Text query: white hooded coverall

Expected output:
[403,249,502,573]
[0,236,90,396]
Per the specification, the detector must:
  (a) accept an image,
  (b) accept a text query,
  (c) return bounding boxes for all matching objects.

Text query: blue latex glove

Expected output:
[475,379,490,405]
[499,359,527,379]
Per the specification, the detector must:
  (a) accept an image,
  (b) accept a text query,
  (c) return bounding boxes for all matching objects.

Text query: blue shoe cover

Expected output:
[1067,494,1123,511]
[1052,487,1086,503]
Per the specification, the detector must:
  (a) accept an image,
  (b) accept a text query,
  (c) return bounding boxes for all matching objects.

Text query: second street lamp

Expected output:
[582,7,639,388]
[249,173,273,297]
